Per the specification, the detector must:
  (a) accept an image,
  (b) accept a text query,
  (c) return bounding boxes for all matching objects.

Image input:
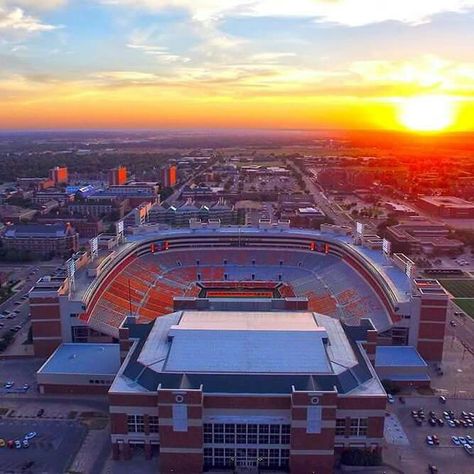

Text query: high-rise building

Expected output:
[49,166,68,185]
[161,165,177,187]
[109,166,128,186]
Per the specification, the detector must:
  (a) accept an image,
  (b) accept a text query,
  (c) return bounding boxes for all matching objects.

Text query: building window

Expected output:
[350,418,368,437]
[336,418,346,436]
[204,423,291,448]
[127,415,144,433]
[148,416,159,433]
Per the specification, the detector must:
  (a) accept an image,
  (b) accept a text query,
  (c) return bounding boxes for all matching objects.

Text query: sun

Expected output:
[398,95,456,132]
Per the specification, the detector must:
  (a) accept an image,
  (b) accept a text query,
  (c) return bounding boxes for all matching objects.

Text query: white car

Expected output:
[452,436,460,446]
[3,381,14,389]
[448,420,456,427]
[22,439,29,448]
[426,436,434,446]
[459,436,467,445]
[14,440,21,449]
[387,394,395,404]
[24,432,36,440]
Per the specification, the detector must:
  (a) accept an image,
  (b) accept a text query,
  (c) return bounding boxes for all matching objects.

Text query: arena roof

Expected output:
[164,311,330,374]
[112,311,385,396]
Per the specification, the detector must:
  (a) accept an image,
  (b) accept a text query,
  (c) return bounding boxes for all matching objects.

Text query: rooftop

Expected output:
[111,311,384,396]
[4,223,74,238]
[420,196,474,208]
[163,311,330,374]
[375,346,427,368]
[37,343,120,375]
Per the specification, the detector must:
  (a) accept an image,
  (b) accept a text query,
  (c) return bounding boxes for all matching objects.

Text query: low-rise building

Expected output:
[418,196,474,218]
[1,223,79,259]
[36,216,105,238]
[385,218,463,255]
[0,204,37,224]
[32,189,75,205]
[124,202,152,228]
[289,207,326,229]
[68,198,129,219]
[148,199,239,227]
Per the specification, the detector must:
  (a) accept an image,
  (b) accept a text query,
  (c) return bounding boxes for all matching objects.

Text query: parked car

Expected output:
[0,438,5,448]
[24,432,37,440]
[426,435,434,446]
[452,436,460,445]
[36,409,44,417]
[387,394,395,404]
[464,444,473,456]
[7,440,14,449]
[22,439,29,448]
[432,435,440,445]
[3,381,14,389]
[437,418,444,427]
[428,465,438,473]
[439,396,447,404]
[399,396,406,404]
[14,440,21,449]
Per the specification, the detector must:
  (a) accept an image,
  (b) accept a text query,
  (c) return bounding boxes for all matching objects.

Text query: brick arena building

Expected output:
[110,311,384,473]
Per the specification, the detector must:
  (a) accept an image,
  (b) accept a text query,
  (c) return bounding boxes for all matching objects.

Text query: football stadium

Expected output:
[32,223,449,473]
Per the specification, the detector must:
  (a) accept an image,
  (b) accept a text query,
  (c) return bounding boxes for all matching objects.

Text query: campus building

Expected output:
[162,165,177,188]
[1,223,79,259]
[418,196,474,219]
[49,166,69,185]
[109,166,128,186]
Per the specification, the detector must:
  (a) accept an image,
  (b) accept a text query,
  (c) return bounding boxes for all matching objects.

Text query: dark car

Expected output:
[36,408,44,417]
[429,418,437,427]
[429,465,438,473]
[399,396,406,404]
[437,418,444,426]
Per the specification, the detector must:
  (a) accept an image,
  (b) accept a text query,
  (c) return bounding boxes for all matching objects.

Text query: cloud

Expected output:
[127,43,191,63]
[350,56,474,95]
[98,0,474,26]
[0,1,67,10]
[0,6,60,32]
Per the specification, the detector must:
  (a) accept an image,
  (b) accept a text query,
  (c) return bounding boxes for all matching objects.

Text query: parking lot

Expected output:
[0,419,87,473]
[387,396,474,473]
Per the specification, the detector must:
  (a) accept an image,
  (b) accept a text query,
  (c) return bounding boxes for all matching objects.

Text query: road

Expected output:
[447,303,474,355]
[302,171,354,228]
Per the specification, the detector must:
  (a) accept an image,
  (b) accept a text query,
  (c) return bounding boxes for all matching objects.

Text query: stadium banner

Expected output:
[66,257,76,289]
[89,236,99,259]
[116,220,124,236]
[382,238,392,255]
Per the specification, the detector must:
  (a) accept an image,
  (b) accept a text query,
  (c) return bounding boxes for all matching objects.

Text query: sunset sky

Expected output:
[0,1,473,131]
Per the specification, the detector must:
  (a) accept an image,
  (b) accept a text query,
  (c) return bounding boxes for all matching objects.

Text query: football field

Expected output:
[439,279,474,298]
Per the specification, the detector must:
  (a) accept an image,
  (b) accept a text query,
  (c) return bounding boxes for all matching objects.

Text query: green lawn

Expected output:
[454,299,474,318]
[439,279,474,298]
